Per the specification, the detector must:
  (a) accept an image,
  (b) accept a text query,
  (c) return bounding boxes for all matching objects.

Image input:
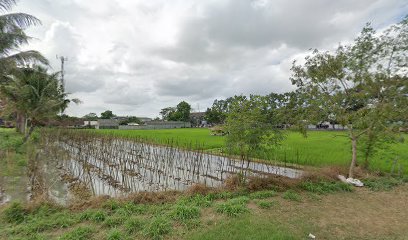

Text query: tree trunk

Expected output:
[16,112,26,134]
[23,125,35,143]
[349,136,357,178]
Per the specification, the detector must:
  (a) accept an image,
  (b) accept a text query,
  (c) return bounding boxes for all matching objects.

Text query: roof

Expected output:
[97,119,119,126]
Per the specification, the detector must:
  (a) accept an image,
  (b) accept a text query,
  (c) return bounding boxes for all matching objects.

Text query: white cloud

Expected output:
[13,0,408,117]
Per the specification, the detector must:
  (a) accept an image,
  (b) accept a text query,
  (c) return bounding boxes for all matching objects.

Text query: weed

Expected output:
[364,177,403,191]
[59,226,93,240]
[107,229,126,240]
[181,218,201,230]
[256,200,273,209]
[124,217,144,234]
[143,216,172,240]
[249,190,276,199]
[102,199,121,211]
[104,216,125,228]
[3,202,27,223]
[172,204,200,221]
[215,198,250,217]
[79,209,107,222]
[300,181,353,194]
[282,190,302,202]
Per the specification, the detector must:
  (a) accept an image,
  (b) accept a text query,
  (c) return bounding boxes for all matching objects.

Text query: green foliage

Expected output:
[143,217,172,240]
[106,229,126,240]
[100,110,115,119]
[124,217,144,234]
[79,209,107,222]
[256,200,274,209]
[160,101,191,122]
[59,226,94,240]
[215,197,250,217]
[103,216,125,228]
[3,202,27,223]
[282,190,302,202]
[171,204,200,221]
[102,199,121,211]
[249,190,276,199]
[300,181,353,194]
[364,177,405,191]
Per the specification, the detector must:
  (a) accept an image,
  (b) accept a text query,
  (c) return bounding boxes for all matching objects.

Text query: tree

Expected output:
[290,17,408,177]
[0,0,48,133]
[160,101,191,122]
[0,66,79,140]
[119,116,142,125]
[224,95,284,158]
[160,107,176,120]
[100,110,115,119]
[83,112,98,120]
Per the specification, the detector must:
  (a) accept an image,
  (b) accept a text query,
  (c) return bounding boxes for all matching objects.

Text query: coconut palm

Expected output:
[1,66,79,140]
[0,0,47,72]
[0,0,49,132]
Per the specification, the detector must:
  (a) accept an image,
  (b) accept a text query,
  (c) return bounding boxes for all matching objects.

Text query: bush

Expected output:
[282,190,302,202]
[4,202,27,223]
[143,217,172,240]
[59,226,93,240]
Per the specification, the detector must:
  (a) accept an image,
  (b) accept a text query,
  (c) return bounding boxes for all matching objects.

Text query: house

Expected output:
[138,117,152,123]
[190,112,206,127]
[96,119,119,129]
[84,120,98,127]
[118,120,191,130]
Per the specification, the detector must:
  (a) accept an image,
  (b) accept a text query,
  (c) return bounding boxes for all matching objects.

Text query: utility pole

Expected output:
[56,55,68,89]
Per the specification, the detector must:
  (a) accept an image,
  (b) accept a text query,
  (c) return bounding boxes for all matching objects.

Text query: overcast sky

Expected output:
[15,0,408,118]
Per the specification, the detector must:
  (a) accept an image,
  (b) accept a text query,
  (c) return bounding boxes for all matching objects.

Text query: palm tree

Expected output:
[0,0,48,132]
[1,66,79,140]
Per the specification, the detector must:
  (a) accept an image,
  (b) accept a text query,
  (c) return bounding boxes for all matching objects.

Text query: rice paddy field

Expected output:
[93,128,408,174]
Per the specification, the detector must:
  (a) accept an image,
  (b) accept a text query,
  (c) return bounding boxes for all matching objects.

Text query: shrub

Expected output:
[59,226,93,240]
[4,202,27,223]
[282,190,302,202]
[143,217,172,239]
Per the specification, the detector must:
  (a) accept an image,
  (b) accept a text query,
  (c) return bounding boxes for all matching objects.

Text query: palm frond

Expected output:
[0,0,17,12]
[0,13,41,29]
[1,50,49,66]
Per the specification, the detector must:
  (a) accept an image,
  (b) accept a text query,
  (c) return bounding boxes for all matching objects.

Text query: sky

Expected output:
[15,0,408,118]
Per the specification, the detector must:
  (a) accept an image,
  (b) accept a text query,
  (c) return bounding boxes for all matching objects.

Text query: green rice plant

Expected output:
[106,229,126,240]
[59,226,93,240]
[249,190,276,199]
[124,217,144,234]
[282,190,302,202]
[171,204,200,221]
[143,216,172,240]
[256,200,274,209]
[3,202,27,224]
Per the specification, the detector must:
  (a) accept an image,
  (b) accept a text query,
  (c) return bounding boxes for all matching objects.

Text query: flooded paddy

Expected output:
[3,130,303,204]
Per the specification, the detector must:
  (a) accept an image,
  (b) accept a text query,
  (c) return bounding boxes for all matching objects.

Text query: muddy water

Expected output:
[42,138,303,199]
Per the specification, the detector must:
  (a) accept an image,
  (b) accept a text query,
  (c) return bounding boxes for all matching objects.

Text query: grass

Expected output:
[90,128,408,173]
[1,180,408,239]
